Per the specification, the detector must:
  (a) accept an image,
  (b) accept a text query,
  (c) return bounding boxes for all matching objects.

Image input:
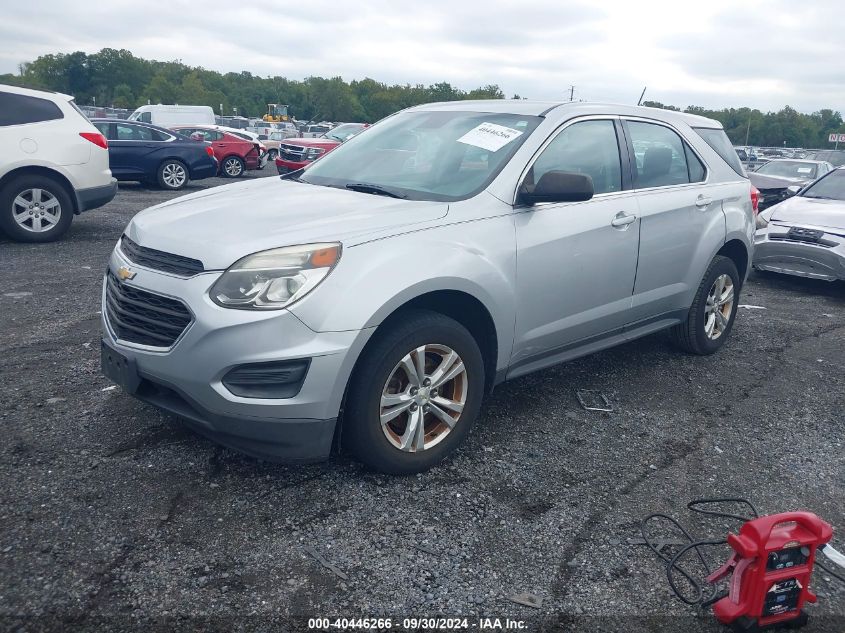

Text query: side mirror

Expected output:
[786,185,801,196]
[518,171,594,205]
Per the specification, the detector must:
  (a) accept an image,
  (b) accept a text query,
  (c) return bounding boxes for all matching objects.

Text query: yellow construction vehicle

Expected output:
[263,103,290,122]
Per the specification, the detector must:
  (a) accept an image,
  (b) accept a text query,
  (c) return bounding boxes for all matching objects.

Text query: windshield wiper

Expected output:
[345,183,406,199]
[804,194,834,200]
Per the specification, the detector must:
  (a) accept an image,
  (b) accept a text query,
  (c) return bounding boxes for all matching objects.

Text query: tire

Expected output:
[0,174,74,243]
[221,156,245,178]
[343,309,485,474]
[670,255,740,355]
[157,159,189,190]
[268,149,278,160]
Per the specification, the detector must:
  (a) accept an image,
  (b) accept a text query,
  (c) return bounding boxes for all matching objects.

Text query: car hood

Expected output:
[770,196,845,232]
[749,173,809,189]
[126,177,448,270]
[281,138,340,149]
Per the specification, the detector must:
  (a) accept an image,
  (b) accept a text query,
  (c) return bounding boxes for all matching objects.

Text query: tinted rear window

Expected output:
[0,92,64,126]
[693,127,746,177]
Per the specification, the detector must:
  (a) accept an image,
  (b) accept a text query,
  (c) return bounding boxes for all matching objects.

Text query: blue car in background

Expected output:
[91,119,218,190]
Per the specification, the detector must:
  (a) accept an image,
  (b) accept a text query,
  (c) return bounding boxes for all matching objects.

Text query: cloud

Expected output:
[1,0,843,112]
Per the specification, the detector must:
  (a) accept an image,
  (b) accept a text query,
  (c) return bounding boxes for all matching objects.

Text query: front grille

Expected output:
[120,235,204,277]
[105,272,192,348]
[279,144,306,161]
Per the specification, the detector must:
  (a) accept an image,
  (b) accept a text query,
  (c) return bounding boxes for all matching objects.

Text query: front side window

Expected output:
[0,92,64,126]
[628,121,695,189]
[301,110,542,202]
[138,111,152,123]
[526,119,622,196]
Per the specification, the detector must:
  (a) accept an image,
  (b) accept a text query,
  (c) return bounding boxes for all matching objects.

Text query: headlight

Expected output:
[305,147,325,159]
[756,210,774,230]
[210,243,341,310]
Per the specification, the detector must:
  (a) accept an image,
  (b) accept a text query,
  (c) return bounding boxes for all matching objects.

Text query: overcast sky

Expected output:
[1,0,842,112]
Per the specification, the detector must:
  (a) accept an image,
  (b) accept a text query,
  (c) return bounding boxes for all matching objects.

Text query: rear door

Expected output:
[621,118,725,324]
[511,117,640,370]
[108,122,161,179]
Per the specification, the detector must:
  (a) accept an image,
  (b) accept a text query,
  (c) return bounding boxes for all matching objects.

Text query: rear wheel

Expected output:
[343,310,485,474]
[0,174,74,242]
[222,156,245,178]
[670,255,740,355]
[157,159,189,190]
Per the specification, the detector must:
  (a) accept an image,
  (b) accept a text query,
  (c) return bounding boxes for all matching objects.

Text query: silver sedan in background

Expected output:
[754,167,845,281]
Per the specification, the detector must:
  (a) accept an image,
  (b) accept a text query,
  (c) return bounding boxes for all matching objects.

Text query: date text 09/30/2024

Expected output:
[307,617,528,630]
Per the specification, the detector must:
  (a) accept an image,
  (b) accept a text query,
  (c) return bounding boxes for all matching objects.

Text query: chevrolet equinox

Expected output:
[101,101,754,474]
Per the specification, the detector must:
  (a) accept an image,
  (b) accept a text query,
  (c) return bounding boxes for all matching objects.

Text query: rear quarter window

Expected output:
[693,127,746,177]
[0,92,64,126]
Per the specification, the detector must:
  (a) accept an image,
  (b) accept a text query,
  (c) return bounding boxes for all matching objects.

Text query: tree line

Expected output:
[641,101,844,150]
[2,48,843,148]
[0,48,504,124]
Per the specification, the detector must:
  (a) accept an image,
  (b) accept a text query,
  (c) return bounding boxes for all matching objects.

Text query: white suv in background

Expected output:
[0,84,117,242]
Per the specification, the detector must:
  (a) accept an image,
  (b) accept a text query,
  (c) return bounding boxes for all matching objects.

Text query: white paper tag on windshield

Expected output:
[457,122,523,152]
[797,167,812,173]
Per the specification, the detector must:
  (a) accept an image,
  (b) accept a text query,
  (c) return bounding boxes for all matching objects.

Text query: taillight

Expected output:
[205,146,214,157]
[79,132,108,149]
[750,185,760,214]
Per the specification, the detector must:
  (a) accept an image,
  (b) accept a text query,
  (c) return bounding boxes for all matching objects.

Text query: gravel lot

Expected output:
[1,170,843,632]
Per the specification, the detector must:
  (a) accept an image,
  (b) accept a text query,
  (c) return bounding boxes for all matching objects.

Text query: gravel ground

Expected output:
[1,170,844,632]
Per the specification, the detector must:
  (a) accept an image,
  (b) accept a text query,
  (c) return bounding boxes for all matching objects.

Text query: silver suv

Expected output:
[101,101,754,473]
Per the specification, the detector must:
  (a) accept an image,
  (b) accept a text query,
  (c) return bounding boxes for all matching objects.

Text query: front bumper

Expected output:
[276,158,309,174]
[100,246,373,462]
[76,178,118,213]
[754,224,845,281]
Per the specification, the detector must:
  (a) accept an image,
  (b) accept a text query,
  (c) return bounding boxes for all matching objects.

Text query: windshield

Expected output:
[300,110,542,201]
[756,160,817,179]
[324,124,364,142]
[801,169,845,201]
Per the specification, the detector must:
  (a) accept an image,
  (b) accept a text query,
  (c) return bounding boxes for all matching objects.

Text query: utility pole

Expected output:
[569,85,575,102]
[745,113,751,147]
[637,86,647,106]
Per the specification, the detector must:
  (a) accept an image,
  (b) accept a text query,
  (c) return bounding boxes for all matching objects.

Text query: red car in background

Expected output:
[171,126,261,177]
[275,123,368,174]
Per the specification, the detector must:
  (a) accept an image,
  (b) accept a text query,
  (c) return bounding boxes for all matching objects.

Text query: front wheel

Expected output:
[343,310,485,474]
[268,149,278,160]
[670,255,740,355]
[221,156,245,178]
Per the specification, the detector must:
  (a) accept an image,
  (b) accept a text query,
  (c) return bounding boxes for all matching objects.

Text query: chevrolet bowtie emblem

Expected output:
[117,265,136,281]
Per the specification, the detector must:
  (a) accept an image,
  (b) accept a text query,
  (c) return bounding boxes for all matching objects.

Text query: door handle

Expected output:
[695,195,713,208]
[611,212,637,228]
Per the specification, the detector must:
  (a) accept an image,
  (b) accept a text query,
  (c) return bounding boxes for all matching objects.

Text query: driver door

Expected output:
[511,117,640,372]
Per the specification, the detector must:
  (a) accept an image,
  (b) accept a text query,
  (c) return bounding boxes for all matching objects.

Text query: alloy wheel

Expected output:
[12,188,61,233]
[704,274,734,340]
[224,158,243,177]
[380,344,468,452]
[162,163,186,188]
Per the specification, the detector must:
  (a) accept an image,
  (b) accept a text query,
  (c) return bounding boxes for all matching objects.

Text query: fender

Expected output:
[288,215,518,373]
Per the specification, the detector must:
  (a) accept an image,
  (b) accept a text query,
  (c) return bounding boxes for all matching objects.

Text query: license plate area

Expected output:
[101,340,141,394]
[787,226,823,242]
